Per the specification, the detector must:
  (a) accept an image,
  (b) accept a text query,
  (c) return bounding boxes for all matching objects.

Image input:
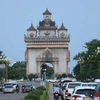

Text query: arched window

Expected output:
[46,16,49,19]
[30,33,34,38]
[60,32,65,38]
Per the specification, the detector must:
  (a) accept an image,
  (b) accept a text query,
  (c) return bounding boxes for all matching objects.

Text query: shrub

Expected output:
[23,86,46,100]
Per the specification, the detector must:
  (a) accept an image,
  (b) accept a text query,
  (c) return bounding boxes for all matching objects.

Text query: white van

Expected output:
[9,80,17,91]
[4,81,17,91]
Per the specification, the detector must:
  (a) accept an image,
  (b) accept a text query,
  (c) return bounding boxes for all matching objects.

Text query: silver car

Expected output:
[3,85,14,93]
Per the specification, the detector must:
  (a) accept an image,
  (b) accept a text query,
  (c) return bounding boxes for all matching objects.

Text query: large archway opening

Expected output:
[41,62,54,79]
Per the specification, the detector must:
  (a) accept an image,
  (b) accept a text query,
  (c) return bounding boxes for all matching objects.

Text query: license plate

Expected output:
[55,94,58,96]
[84,97,91,100]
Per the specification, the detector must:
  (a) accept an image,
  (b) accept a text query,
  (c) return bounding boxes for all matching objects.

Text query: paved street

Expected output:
[0,92,28,100]
[0,81,61,100]
[0,81,40,100]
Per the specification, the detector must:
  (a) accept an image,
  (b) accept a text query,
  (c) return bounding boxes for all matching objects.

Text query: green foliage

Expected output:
[61,73,67,78]
[23,86,47,100]
[24,93,39,100]
[73,39,100,81]
[28,74,38,81]
[56,74,62,79]
[46,67,54,79]
[28,74,34,81]
[8,61,26,79]
[0,51,3,56]
[40,90,49,100]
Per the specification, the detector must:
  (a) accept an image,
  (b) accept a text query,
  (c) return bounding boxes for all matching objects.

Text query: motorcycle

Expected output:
[22,86,25,93]
[54,92,59,100]
[16,88,19,93]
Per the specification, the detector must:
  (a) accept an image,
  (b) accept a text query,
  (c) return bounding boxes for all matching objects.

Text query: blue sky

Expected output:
[0,0,100,72]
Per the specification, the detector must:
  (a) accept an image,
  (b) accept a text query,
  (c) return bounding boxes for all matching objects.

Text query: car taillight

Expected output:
[96,92,100,97]
[65,90,68,95]
[72,95,81,100]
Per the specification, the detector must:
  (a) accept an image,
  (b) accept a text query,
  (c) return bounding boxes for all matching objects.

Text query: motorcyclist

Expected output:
[16,84,20,92]
[53,84,60,95]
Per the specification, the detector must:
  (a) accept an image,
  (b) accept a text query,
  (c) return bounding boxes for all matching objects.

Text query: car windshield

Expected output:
[5,85,13,88]
[68,83,81,88]
[76,89,95,96]
[25,85,31,88]
[4,83,12,86]
[12,83,17,85]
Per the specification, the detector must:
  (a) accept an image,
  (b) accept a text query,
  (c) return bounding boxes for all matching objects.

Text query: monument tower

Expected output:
[24,8,70,76]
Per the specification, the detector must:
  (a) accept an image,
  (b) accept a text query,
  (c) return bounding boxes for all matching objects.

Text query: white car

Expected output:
[3,85,14,93]
[62,82,82,100]
[72,86,95,100]
[81,82,97,88]
[3,81,17,91]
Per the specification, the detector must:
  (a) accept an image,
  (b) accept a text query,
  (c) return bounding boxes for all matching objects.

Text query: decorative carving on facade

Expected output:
[36,48,58,62]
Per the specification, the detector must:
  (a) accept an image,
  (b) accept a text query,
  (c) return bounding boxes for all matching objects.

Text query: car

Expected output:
[3,81,18,91]
[3,82,13,89]
[81,82,97,88]
[22,84,33,93]
[3,85,14,93]
[9,80,18,91]
[72,86,95,100]
[94,82,100,100]
[12,83,18,91]
[62,82,82,100]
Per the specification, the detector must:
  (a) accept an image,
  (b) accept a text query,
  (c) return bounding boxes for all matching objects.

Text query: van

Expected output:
[4,81,17,91]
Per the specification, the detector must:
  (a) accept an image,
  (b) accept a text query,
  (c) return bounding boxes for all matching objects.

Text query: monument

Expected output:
[24,8,70,76]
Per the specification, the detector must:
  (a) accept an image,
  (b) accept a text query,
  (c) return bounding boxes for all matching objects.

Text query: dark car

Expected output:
[22,84,33,93]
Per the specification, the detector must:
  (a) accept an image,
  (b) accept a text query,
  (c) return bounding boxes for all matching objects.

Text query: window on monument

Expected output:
[46,16,49,19]
[60,32,65,38]
[30,33,34,38]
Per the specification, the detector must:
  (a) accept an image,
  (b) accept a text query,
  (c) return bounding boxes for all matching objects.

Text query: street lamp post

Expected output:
[41,68,46,86]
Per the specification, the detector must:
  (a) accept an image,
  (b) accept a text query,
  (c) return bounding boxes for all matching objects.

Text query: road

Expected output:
[49,82,61,100]
[0,81,40,100]
[0,92,28,100]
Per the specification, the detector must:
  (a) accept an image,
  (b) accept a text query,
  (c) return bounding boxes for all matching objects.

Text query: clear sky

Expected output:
[0,0,100,72]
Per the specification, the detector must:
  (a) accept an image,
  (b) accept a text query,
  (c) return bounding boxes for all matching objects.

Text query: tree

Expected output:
[28,74,34,81]
[73,39,100,81]
[56,74,62,79]
[8,61,26,79]
[46,67,54,79]
[62,73,67,78]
